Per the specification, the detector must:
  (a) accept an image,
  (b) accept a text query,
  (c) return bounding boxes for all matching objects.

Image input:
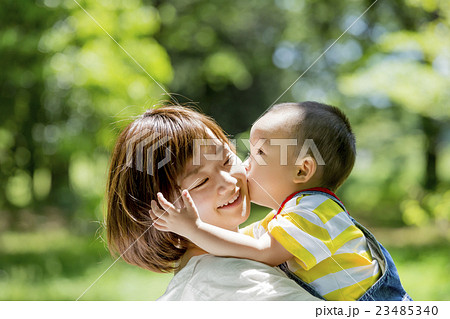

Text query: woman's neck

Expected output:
[175,227,239,273]
[175,246,208,274]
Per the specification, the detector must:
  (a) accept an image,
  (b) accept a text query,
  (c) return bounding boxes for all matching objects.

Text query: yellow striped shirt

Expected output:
[241,193,380,300]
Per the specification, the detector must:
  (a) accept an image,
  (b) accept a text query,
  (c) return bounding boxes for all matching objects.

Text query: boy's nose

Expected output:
[243,158,250,171]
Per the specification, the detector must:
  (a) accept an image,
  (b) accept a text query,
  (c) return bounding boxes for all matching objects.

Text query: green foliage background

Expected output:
[0,0,449,300]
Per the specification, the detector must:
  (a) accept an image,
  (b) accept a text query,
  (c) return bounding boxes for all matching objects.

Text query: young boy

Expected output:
[151,101,411,301]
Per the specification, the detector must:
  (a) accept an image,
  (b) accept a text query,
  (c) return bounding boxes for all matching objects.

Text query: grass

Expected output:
[0,228,172,300]
[1,214,449,300]
[389,244,450,300]
[366,224,450,300]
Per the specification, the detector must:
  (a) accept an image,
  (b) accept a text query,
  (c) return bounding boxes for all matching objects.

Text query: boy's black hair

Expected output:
[268,101,356,191]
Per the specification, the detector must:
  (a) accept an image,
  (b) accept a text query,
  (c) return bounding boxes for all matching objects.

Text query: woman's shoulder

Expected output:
[158,254,319,301]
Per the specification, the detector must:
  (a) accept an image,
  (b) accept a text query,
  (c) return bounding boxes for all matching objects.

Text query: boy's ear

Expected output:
[293,156,317,184]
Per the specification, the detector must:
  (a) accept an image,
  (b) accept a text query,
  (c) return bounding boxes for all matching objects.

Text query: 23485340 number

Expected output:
[376,305,438,316]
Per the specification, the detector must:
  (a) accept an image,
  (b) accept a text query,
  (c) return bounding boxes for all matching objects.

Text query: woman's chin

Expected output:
[238,194,251,222]
[228,197,251,228]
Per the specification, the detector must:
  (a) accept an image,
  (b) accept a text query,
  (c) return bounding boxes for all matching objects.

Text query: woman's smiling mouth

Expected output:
[217,190,242,209]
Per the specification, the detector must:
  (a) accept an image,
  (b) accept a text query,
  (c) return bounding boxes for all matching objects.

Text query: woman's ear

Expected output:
[293,156,317,184]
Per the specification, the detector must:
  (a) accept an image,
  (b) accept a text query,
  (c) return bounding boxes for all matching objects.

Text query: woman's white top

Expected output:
[158,254,319,301]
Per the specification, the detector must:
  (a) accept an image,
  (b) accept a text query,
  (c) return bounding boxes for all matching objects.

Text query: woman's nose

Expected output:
[217,171,237,195]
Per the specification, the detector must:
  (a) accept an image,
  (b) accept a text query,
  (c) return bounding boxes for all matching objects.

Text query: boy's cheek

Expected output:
[247,179,266,206]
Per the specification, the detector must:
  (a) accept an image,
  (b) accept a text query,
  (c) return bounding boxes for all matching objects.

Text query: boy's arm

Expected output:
[150,190,293,267]
[190,221,293,267]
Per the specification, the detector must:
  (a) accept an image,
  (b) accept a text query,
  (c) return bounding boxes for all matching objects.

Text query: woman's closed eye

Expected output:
[192,178,209,189]
[224,154,233,166]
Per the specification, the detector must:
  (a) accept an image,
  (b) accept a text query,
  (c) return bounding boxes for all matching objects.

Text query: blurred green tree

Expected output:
[0,0,448,230]
[1,0,66,226]
[1,0,173,229]
[338,0,450,225]
[153,0,449,226]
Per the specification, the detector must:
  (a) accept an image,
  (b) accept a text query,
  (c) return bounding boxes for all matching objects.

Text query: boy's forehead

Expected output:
[251,109,301,139]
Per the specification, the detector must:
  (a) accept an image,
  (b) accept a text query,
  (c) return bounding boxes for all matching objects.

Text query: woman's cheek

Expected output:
[190,194,211,221]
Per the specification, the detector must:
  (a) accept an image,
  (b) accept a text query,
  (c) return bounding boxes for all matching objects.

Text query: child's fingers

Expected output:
[148,209,157,220]
[181,189,196,210]
[157,192,174,208]
[150,199,160,211]
[149,209,166,223]
[150,200,167,219]
[157,192,179,214]
[151,217,167,228]
[152,222,169,232]
[149,210,168,229]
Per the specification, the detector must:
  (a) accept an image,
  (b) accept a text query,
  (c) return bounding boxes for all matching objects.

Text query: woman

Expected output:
[106,105,318,300]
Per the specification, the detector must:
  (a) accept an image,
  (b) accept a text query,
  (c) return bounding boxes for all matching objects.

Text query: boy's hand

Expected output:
[149,189,201,238]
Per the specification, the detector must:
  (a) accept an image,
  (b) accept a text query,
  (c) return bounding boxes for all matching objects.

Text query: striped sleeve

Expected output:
[267,196,363,270]
[239,210,275,239]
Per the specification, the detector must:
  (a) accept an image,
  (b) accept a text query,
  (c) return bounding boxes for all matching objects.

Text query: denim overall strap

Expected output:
[350,217,412,301]
[278,262,326,300]
[277,190,412,301]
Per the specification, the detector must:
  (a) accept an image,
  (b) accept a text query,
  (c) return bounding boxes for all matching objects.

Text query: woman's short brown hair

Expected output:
[106,105,230,273]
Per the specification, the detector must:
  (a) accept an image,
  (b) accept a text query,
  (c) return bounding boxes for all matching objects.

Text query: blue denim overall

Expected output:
[277,190,412,301]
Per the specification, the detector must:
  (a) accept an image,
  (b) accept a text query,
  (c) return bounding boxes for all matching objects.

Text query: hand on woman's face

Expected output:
[177,139,250,232]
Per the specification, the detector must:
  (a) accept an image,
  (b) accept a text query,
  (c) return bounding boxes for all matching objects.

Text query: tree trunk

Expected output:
[421,115,441,190]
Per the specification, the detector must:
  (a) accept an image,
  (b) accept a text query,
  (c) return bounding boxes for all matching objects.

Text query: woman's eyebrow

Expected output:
[183,165,201,180]
[183,142,226,179]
